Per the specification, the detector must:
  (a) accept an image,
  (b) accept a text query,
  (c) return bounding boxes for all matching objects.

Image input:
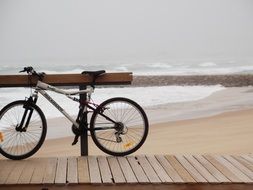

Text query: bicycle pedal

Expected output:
[72,135,79,145]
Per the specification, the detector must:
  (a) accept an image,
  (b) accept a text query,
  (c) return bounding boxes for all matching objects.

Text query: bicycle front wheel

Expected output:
[90,97,149,156]
[0,100,47,160]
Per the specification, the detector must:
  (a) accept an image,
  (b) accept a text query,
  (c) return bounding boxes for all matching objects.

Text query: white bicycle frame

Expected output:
[32,81,94,128]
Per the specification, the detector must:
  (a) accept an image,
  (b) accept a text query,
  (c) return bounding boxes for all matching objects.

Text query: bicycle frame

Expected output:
[31,81,117,130]
[31,81,91,128]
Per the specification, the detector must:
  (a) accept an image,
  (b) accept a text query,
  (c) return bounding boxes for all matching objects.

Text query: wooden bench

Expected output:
[0,72,133,156]
[0,154,252,190]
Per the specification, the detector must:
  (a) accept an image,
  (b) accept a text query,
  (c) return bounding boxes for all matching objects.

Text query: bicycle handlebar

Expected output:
[19,66,105,87]
[19,66,34,73]
[19,66,45,80]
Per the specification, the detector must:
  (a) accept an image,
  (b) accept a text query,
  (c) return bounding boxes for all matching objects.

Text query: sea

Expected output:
[0,60,252,118]
[1,59,253,75]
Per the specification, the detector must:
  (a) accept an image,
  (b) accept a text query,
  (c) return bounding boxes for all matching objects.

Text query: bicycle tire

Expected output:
[90,97,148,156]
[0,100,47,160]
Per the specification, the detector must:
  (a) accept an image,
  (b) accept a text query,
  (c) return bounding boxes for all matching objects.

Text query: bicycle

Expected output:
[0,67,149,160]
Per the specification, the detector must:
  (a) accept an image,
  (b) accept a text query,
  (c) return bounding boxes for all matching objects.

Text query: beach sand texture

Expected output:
[26,108,252,158]
[0,87,252,159]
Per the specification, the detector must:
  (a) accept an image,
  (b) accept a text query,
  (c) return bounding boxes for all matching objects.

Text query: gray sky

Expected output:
[0,0,253,65]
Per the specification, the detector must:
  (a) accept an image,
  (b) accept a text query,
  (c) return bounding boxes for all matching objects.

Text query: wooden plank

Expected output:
[18,160,36,184]
[88,156,101,184]
[194,155,230,183]
[233,155,253,172]
[175,155,207,183]
[5,160,26,184]
[0,72,133,87]
[0,160,17,184]
[55,157,67,184]
[223,155,253,180]
[97,156,113,184]
[185,155,218,183]
[214,155,252,183]
[107,157,126,184]
[77,157,90,184]
[127,156,149,183]
[214,155,251,183]
[165,155,195,183]
[156,155,183,183]
[136,155,161,183]
[43,157,58,184]
[30,158,47,184]
[146,155,172,183]
[204,155,241,183]
[67,157,78,184]
[117,157,138,183]
[241,155,253,164]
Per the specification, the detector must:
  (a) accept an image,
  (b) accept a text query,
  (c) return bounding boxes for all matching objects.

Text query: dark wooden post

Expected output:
[79,85,88,156]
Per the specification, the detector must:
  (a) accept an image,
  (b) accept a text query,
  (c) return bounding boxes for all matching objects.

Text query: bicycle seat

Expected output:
[82,70,105,78]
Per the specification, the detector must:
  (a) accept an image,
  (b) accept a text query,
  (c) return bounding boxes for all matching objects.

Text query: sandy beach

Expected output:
[30,108,253,158]
[1,86,253,159]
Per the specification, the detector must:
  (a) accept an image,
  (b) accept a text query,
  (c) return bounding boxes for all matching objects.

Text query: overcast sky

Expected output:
[0,0,253,65]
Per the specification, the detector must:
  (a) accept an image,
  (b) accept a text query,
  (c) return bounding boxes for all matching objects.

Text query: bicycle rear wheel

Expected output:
[0,100,47,160]
[90,97,148,156]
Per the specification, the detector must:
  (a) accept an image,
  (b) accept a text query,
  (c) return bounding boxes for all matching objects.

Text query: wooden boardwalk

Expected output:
[0,154,252,190]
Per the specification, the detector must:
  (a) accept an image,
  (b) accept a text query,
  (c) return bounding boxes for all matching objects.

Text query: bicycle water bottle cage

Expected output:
[81,70,105,87]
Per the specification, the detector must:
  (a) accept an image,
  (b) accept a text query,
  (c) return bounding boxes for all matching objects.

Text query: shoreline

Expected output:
[147,86,253,124]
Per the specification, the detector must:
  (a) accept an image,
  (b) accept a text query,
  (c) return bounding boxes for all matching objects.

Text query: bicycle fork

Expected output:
[16,97,37,132]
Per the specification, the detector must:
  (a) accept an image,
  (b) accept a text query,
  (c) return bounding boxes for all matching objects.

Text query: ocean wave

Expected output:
[134,65,253,75]
[148,62,172,69]
[199,62,217,67]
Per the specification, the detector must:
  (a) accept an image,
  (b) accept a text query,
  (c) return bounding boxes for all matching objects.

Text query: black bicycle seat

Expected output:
[82,70,105,77]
